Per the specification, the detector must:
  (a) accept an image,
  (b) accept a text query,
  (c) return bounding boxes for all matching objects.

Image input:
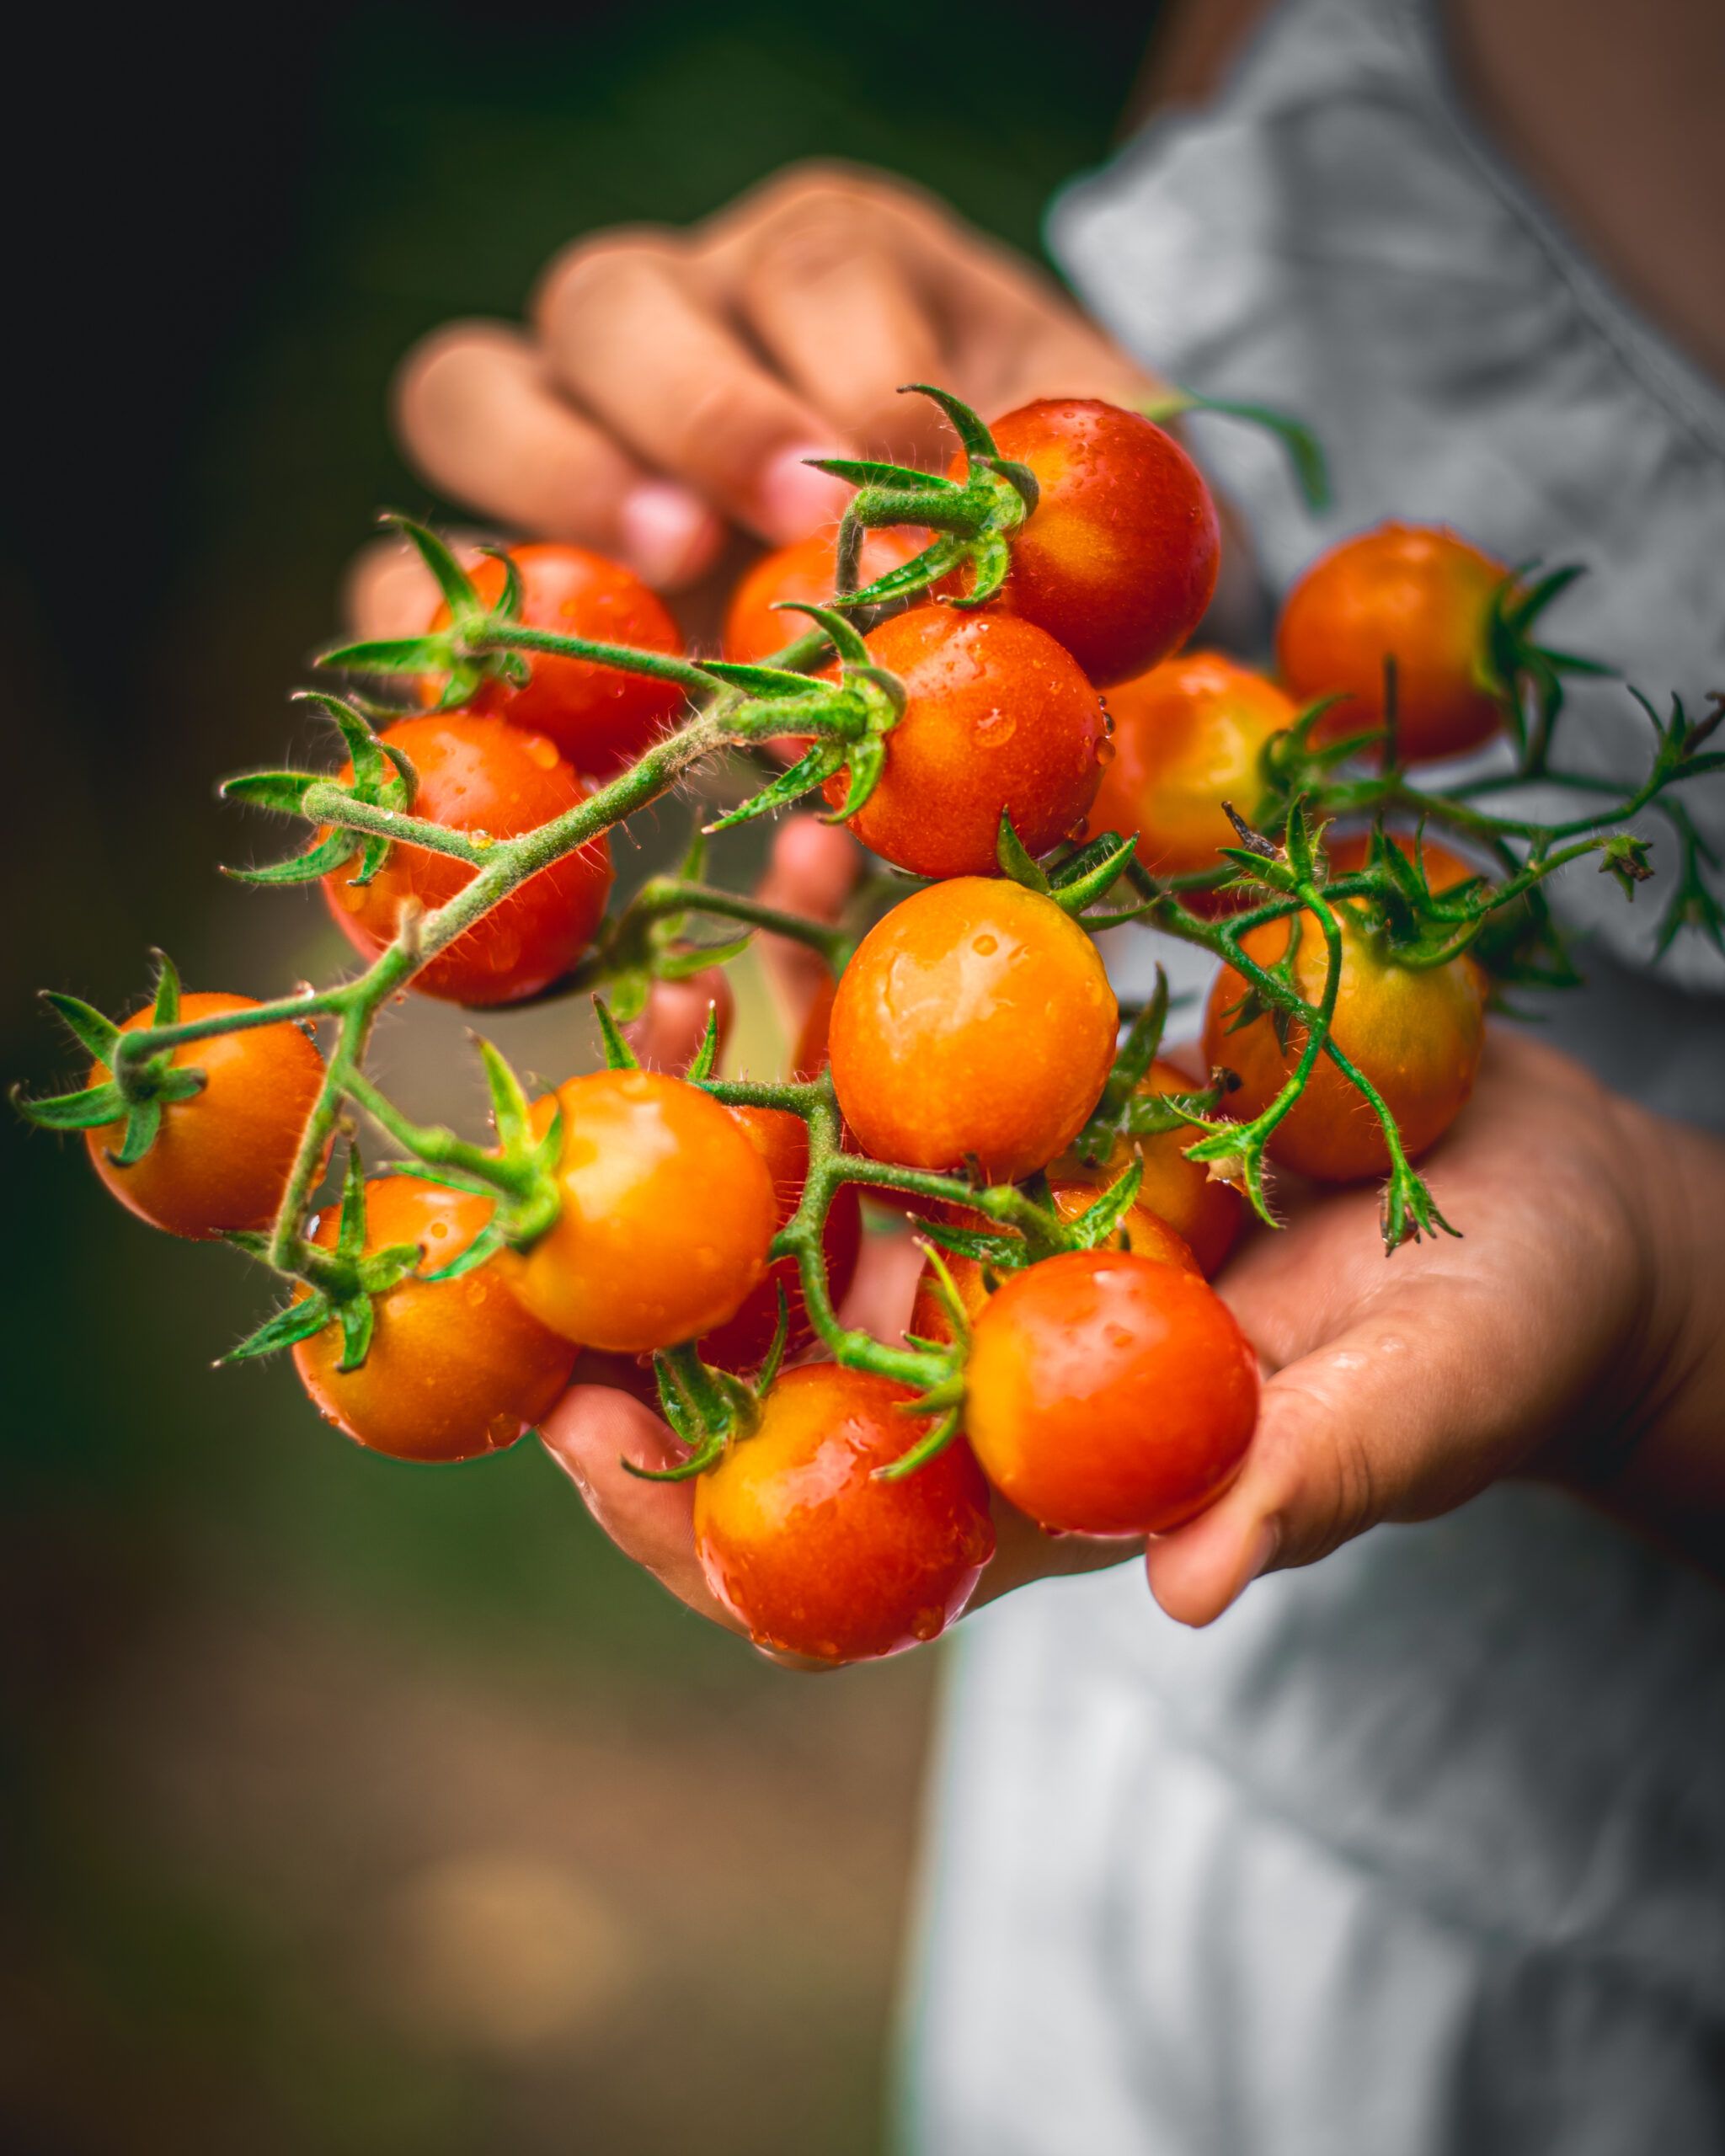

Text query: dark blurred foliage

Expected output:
[2,3,1153,2147]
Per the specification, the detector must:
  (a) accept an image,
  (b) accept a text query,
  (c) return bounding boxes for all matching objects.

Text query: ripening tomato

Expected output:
[693,1364,996,1662]
[941,399,1220,688]
[1277,524,1510,761]
[1087,653,1298,899]
[293,1175,577,1463]
[84,993,326,1240]
[820,607,1110,878]
[1203,901,1486,1181]
[508,1069,777,1352]
[965,1250,1258,1535]
[323,713,612,1006]
[697,1107,863,1373]
[910,1180,1198,1346]
[722,526,922,664]
[1054,1059,1243,1277]
[829,878,1117,1182]
[431,542,686,775]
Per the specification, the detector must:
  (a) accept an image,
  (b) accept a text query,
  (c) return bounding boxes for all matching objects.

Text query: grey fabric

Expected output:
[904,0,1725,2146]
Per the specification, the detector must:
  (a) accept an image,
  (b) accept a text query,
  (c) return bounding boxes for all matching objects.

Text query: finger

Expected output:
[393,321,724,588]
[755,814,863,1033]
[834,1228,926,1343]
[621,969,735,1075]
[533,241,852,543]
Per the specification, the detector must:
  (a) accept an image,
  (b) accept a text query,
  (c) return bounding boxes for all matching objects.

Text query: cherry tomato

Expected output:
[1277,523,1510,761]
[942,398,1220,688]
[965,1250,1258,1534]
[432,543,686,775]
[791,969,836,1082]
[509,1070,777,1352]
[820,606,1109,878]
[323,712,612,1007]
[693,1364,996,1662]
[910,1180,1198,1345]
[1055,1059,1243,1276]
[85,993,325,1240]
[829,878,1117,1183]
[294,1175,576,1463]
[696,1107,863,1374]
[722,526,921,664]
[1087,652,1298,899]
[1203,900,1486,1182]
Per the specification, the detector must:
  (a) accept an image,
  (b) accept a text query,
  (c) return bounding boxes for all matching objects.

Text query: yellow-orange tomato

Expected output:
[1087,653,1298,890]
[1203,903,1486,1182]
[829,878,1117,1182]
[510,1070,777,1352]
[1054,1058,1243,1277]
[1277,524,1509,761]
[966,1250,1259,1535]
[85,993,325,1240]
[722,526,922,664]
[293,1176,577,1463]
[910,1181,1199,1344]
[821,607,1109,878]
[693,1364,996,1662]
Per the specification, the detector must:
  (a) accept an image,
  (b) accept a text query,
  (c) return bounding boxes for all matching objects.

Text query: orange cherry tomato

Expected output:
[965,1250,1258,1535]
[1277,523,1510,761]
[693,1364,996,1662]
[1203,901,1486,1182]
[820,606,1109,878]
[322,712,612,1007]
[84,993,325,1240]
[510,1070,777,1352]
[722,526,922,664]
[293,1175,577,1463]
[696,1106,863,1374]
[910,1179,1199,1345]
[942,398,1220,687]
[1054,1058,1243,1277]
[829,878,1117,1183]
[432,542,686,776]
[1087,652,1298,899]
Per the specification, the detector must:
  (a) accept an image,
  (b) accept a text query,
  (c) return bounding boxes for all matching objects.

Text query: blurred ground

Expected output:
[2,3,1153,2146]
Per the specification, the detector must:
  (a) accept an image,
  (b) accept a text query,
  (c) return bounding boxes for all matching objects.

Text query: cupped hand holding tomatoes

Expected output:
[829,878,1117,1182]
[85,994,327,1240]
[431,542,687,775]
[323,712,612,1006]
[941,399,1220,687]
[294,1175,577,1463]
[1277,523,1510,761]
[508,1068,777,1353]
[823,607,1109,878]
[722,526,921,664]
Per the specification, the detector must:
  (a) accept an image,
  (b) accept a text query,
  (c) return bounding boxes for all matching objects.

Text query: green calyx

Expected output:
[14,953,206,1163]
[1478,562,1612,774]
[313,515,531,710]
[222,692,419,888]
[995,813,1140,915]
[1140,388,1332,512]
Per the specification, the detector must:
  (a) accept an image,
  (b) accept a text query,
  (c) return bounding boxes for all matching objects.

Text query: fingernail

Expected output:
[756,444,853,545]
[618,481,724,590]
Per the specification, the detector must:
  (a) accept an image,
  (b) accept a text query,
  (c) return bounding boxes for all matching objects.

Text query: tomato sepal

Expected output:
[1140,388,1332,512]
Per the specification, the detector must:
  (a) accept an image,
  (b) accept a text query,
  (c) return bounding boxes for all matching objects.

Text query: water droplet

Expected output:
[521,733,560,770]
[973,934,998,957]
[974,706,1016,747]
[911,1605,943,1641]
[487,1412,519,1448]
[1094,736,1116,768]
[430,1220,448,1239]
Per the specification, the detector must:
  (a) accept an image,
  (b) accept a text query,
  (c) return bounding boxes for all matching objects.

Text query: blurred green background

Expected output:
[3,3,1153,2146]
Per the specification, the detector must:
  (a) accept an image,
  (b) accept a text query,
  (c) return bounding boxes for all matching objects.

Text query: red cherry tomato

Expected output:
[1087,652,1298,899]
[1054,1059,1244,1278]
[509,1070,777,1352]
[722,526,921,664]
[965,1250,1258,1534]
[820,606,1109,878]
[829,878,1118,1183]
[943,398,1220,687]
[432,542,686,775]
[1203,901,1486,1181]
[84,993,325,1240]
[322,712,612,1007]
[1277,523,1510,761]
[293,1175,576,1463]
[696,1106,863,1374]
[693,1364,996,1662]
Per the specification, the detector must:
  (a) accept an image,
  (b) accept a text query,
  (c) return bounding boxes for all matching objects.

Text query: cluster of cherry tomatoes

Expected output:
[33,388,1534,1666]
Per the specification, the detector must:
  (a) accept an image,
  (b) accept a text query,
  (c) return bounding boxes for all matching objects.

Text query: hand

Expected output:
[383,161,1162,591]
